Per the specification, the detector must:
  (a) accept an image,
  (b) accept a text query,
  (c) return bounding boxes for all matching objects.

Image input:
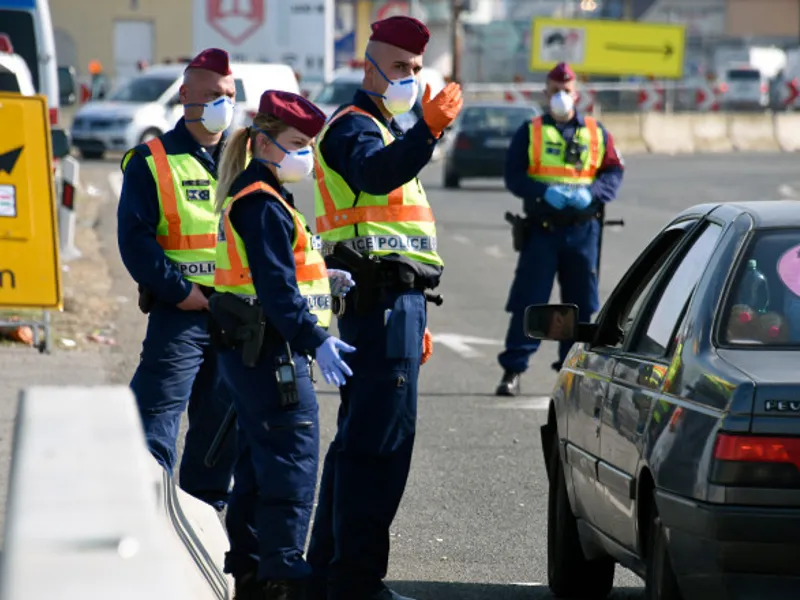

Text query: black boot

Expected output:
[264,579,307,600]
[495,371,521,396]
[233,572,262,600]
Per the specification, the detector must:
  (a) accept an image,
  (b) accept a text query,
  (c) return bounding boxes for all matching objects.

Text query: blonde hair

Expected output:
[215,113,289,213]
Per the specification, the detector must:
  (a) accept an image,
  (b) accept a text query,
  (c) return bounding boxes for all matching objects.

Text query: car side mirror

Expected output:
[524,303,580,341]
[51,128,70,159]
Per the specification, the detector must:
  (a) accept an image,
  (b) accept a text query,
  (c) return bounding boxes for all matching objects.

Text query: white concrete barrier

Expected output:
[728,113,780,151]
[598,114,647,154]
[690,114,733,153]
[774,113,800,152]
[0,386,231,600]
[641,113,695,154]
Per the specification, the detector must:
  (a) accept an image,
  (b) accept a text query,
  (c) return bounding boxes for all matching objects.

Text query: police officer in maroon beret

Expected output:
[308,14,463,600]
[496,62,625,396]
[211,90,356,600]
[117,48,238,510]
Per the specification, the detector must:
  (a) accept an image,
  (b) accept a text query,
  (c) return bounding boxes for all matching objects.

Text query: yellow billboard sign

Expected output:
[0,93,62,310]
[531,18,686,79]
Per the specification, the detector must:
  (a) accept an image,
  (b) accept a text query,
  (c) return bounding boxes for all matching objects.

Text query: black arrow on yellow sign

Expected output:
[0,146,23,175]
[605,42,674,58]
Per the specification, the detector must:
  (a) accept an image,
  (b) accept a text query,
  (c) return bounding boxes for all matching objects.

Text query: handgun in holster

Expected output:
[504,211,530,253]
[208,293,266,368]
[137,284,156,314]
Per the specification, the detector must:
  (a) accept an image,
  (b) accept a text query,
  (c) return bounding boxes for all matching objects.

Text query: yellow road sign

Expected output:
[531,18,686,79]
[0,93,62,310]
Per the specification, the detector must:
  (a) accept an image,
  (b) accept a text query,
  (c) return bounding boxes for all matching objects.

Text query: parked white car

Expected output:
[71,62,299,160]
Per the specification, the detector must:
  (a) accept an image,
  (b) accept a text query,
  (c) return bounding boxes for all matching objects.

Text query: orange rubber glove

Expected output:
[421,327,433,365]
[421,82,464,138]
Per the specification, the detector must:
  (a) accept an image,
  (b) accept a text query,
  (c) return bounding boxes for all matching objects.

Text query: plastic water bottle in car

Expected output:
[738,259,770,313]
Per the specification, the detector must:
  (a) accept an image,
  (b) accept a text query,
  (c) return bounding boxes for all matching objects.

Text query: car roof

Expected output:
[675,201,800,229]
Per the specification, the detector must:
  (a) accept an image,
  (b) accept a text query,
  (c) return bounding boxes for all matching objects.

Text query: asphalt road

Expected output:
[58,152,800,598]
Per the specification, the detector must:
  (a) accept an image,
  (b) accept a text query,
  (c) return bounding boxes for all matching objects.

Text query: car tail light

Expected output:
[760,82,768,94]
[455,134,471,150]
[246,109,258,121]
[718,82,729,93]
[710,433,800,487]
[49,107,59,126]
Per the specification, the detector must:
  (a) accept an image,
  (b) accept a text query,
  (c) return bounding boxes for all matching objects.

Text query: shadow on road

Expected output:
[387,581,645,600]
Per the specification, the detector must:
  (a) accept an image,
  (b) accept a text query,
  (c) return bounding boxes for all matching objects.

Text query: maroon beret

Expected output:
[185,48,231,76]
[547,62,576,83]
[258,90,326,138]
[369,16,430,55]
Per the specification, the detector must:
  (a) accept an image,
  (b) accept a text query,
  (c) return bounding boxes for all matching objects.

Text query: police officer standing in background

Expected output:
[117,48,237,508]
[308,15,463,600]
[496,62,625,397]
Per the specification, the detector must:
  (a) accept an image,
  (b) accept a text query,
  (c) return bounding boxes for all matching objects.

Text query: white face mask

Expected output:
[187,97,235,133]
[549,91,575,119]
[366,53,419,116]
[276,147,314,183]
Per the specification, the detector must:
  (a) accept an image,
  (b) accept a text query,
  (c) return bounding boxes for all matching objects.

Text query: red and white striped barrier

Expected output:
[695,81,720,112]
[638,81,664,112]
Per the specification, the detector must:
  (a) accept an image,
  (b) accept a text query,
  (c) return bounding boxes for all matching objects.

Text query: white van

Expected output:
[71,62,299,160]
[0,38,36,96]
[720,64,770,110]
[0,0,60,124]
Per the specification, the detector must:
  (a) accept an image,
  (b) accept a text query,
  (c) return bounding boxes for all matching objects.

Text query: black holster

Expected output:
[137,284,156,314]
[331,244,421,315]
[504,212,530,253]
[208,293,266,368]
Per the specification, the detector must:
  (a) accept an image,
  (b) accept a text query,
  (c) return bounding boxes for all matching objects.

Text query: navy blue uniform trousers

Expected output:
[221,348,320,582]
[130,303,236,510]
[498,219,600,374]
[307,289,426,600]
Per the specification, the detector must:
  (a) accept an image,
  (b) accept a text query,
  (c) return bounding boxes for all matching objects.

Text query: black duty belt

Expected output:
[533,209,602,230]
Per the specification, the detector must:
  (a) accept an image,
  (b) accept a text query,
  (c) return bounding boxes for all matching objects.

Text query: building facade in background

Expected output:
[47,0,800,84]
[50,0,192,80]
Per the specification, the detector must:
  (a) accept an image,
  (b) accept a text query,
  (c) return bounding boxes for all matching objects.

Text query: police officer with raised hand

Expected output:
[117,48,237,509]
[211,90,355,600]
[308,15,462,600]
[495,62,625,397]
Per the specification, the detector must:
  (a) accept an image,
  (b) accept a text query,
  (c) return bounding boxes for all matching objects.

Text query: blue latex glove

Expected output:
[328,269,355,297]
[565,186,593,210]
[315,336,356,387]
[543,185,570,210]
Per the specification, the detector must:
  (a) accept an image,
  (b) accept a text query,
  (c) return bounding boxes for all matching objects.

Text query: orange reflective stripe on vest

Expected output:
[527,116,601,178]
[146,137,217,251]
[314,105,434,233]
[215,182,327,287]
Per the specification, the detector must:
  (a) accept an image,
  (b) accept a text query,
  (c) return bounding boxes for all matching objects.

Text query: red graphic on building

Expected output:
[207,0,265,45]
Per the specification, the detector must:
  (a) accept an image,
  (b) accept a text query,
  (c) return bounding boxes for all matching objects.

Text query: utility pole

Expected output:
[451,0,463,82]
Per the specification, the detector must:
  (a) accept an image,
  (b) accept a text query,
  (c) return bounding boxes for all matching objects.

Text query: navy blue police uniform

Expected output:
[117,116,236,509]
[496,67,625,396]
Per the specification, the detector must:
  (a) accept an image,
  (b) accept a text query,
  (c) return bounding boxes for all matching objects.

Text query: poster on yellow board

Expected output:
[0,93,62,310]
[531,18,686,79]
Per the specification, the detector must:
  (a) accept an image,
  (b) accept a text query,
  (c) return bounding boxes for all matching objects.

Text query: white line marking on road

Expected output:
[778,184,799,199]
[511,582,544,586]
[484,244,504,259]
[108,172,123,200]
[451,234,470,245]
[431,333,503,359]
[492,397,551,410]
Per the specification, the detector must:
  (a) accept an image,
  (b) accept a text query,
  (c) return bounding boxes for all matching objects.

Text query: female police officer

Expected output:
[211,90,356,600]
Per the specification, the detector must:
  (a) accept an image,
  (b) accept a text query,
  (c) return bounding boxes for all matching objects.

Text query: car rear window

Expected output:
[0,9,38,91]
[460,107,534,130]
[0,66,20,92]
[727,69,761,81]
[722,230,800,347]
